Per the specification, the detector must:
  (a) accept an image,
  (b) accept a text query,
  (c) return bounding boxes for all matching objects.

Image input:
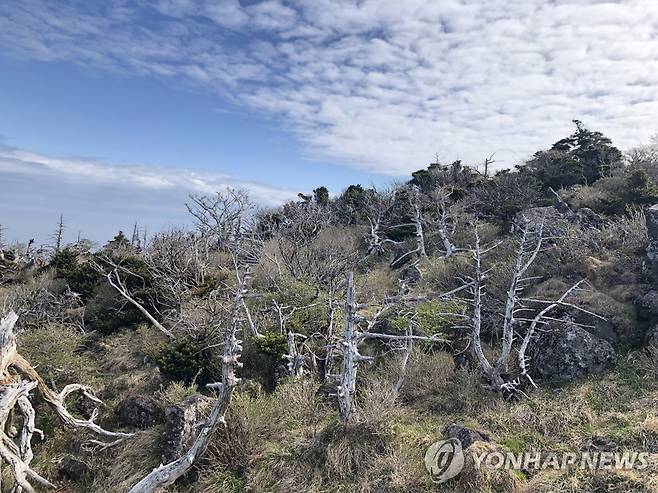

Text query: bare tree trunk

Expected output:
[470,230,495,381]
[393,325,413,395]
[411,197,427,259]
[285,331,307,378]
[0,311,133,491]
[105,269,174,338]
[53,215,64,253]
[128,265,248,493]
[334,273,447,421]
[336,272,363,422]
[323,299,337,382]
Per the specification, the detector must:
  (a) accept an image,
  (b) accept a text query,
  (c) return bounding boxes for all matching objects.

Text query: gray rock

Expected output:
[515,205,604,236]
[640,291,658,318]
[57,455,88,480]
[574,208,605,229]
[444,423,490,449]
[647,325,658,346]
[533,322,616,382]
[584,436,617,452]
[162,394,213,463]
[582,319,619,346]
[515,206,566,234]
[115,395,163,429]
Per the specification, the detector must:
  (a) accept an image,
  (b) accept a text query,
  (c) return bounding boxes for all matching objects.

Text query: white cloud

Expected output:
[1,0,658,175]
[0,146,297,206]
[0,145,298,243]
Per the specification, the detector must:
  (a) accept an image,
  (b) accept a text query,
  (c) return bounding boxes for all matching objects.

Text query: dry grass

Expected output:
[91,426,163,493]
[157,380,199,407]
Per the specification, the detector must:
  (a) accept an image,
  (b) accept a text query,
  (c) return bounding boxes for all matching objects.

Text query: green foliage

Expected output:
[567,170,658,215]
[49,248,164,332]
[335,184,368,224]
[49,249,102,301]
[409,160,482,196]
[266,279,328,335]
[253,332,287,359]
[157,381,199,407]
[18,324,95,389]
[313,186,330,206]
[86,254,171,334]
[468,170,543,224]
[103,230,132,251]
[392,300,463,338]
[521,120,623,189]
[151,331,221,387]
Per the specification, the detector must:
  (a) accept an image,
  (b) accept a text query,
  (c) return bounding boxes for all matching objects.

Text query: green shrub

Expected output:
[151,331,221,387]
[83,254,172,334]
[392,300,464,339]
[49,249,102,301]
[18,323,95,388]
[565,170,658,216]
[253,332,287,359]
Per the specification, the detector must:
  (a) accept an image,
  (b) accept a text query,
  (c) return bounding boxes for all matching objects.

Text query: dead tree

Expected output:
[429,187,460,258]
[333,273,447,422]
[0,224,5,258]
[269,200,339,283]
[51,214,65,253]
[390,187,428,268]
[480,153,496,178]
[131,222,141,250]
[186,188,253,251]
[272,300,320,378]
[363,188,399,256]
[285,330,308,379]
[94,258,174,339]
[143,229,212,305]
[0,311,133,492]
[187,189,263,337]
[465,219,605,394]
[128,262,249,493]
[392,320,419,395]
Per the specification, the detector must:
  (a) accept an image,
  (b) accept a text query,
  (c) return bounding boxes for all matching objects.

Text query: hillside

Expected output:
[1,122,658,492]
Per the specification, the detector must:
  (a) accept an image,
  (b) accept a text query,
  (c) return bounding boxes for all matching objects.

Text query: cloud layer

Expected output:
[1,1,658,174]
[0,146,297,242]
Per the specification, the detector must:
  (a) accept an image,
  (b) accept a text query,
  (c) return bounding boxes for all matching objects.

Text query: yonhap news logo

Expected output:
[423,438,649,484]
[424,438,465,484]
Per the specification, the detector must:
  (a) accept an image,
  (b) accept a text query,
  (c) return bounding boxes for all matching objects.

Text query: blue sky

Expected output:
[1,0,658,244]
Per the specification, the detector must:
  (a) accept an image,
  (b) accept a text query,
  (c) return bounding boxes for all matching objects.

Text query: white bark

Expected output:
[335,273,448,422]
[105,269,174,338]
[0,311,133,491]
[128,265,248,493]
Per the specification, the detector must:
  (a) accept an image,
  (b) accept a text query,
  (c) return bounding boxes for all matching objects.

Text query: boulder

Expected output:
[515,206,566,235]
[646,204,658,266]
[115,395,163,429]
[57,455,89,481]
[162,394,213,463]
[574,207,605,229]
[515,205,604,236]
[640,291,658,318]
[444,423,490,449]
[584,436,617,452]
[533,322,615,382]
[647,325,658,346]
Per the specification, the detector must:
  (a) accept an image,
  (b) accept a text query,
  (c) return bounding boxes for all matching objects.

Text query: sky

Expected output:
[1,0,658,244]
